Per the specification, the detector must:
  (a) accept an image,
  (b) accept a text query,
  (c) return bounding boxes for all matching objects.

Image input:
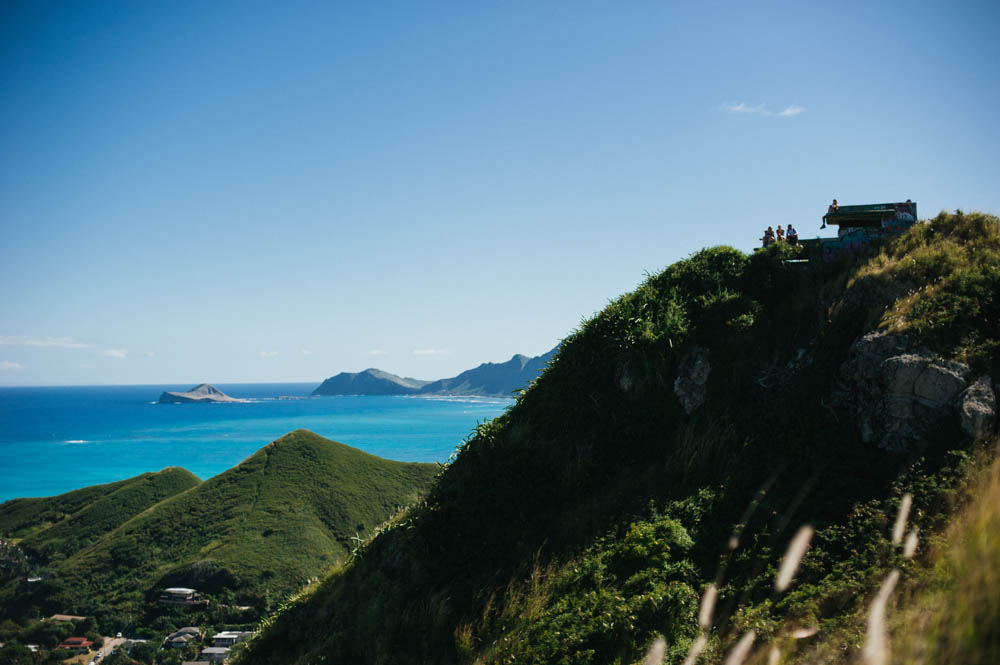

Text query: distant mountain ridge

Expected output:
[312,368,431,396]
[312,348,557,397]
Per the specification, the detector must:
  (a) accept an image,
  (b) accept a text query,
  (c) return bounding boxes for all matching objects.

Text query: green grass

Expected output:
[852,210,1000,374]
[0,469,198,545]
[1,430,438,632]
[15,468,201,560]
[238,212,1000,665]
[894,446,1000,665]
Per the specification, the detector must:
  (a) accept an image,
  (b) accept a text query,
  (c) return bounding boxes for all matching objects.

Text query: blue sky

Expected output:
[2,1,998,386]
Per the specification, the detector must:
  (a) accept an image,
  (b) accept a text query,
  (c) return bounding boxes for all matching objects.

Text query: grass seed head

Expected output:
[903,527,919,559]
[682,635,707,665]
[699,583,718,630]
[723,630,756,665]
[643,637,666,665]
[861,568,901,665]
[775,525,814,592]
[892,493,913,546]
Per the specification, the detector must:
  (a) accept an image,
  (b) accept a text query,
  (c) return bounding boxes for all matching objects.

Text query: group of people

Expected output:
[761,223,798,248]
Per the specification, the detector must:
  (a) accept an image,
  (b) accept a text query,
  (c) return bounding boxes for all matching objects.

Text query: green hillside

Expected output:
[239,211,999,665]
[3,430,438,630]
[0,468,201,551]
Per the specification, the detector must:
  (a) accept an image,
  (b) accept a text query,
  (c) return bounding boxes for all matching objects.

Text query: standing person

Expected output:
[822,199,838,229]
[776,225,785,242]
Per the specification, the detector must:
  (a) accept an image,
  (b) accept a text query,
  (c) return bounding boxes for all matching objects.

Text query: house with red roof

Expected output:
[56,637,93,654]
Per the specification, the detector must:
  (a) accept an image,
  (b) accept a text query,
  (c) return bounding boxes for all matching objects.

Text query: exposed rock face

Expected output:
[959,376,997,439]
[159,384,247,404]
[674,347,710,415]
[837,331,996,451]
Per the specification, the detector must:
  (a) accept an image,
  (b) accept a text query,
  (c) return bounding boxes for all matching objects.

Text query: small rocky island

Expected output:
[158,384,247,404]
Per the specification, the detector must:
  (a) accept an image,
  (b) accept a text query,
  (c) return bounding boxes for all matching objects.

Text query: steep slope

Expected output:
[312,368,430,395]
[0,468,200,548]
[240,212,999,665]
[8,430,438,626]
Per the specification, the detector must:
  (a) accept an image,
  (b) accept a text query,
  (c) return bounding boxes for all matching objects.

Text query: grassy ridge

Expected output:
[18,468,202,560]
[0,468,200,548]
[240,212,999,665]
[3,430,439,629]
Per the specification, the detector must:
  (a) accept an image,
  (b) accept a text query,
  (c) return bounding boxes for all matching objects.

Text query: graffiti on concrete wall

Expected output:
[822,228,877,262]
[821,202,918,262]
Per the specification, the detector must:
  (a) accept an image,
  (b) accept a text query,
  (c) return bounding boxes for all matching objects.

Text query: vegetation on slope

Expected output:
[11,468,201,561]
[0,468,199,547]
[240,212,999,665]
[1,430,438,634]
[892,446,1000,665]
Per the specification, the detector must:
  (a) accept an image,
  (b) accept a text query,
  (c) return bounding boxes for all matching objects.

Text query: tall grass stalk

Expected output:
[775,526,813,592]
[891,494,912,546]
[861,569,900,665]
[681,635,707,665]
[722,630,755,665]
[902,528,919,559]
[699,583,718,630]
[642,637,666,665]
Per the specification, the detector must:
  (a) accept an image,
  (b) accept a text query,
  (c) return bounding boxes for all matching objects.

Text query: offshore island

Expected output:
[158,384,248,404]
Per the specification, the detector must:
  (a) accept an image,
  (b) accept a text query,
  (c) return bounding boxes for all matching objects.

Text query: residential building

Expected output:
[57,637,94,654]
[211,632,252,648]
[158,587,210,608]
[199,647,230,663]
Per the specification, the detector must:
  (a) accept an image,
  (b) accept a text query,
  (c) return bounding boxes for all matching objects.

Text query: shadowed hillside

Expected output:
[239,212,999,665]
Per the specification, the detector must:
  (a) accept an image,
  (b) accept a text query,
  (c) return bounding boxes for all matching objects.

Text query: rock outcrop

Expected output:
[159,384,247,404]
[959,376,997,439]
[674,347,711,415]
[836,331,997,451]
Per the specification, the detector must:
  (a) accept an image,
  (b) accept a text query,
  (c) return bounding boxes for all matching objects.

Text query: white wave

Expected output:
[411,395,513,405]
[64,440,89,444]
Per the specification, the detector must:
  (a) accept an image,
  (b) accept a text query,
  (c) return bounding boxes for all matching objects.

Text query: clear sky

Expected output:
[2,1,998,386]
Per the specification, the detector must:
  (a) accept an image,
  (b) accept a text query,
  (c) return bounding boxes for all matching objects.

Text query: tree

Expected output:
[0,643,34,665]
[127,642,157,665]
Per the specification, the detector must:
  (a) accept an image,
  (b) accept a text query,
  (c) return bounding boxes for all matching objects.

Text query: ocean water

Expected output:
[0,384,512,502]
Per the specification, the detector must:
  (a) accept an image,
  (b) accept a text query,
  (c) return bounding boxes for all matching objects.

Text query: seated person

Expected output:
[822,199,838,229]
[776,225,785,242]
[786,224,798,244]
[761,226,775,247]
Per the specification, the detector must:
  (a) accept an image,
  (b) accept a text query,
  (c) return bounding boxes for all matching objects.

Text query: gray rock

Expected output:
[674,347,711,415]
[881,354,931,395]
[913,362,969,407]
[959,376,997,439]
[837,330,976,453]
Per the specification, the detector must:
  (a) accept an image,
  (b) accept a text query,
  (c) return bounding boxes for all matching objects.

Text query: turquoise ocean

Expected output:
[0,384,512,502]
